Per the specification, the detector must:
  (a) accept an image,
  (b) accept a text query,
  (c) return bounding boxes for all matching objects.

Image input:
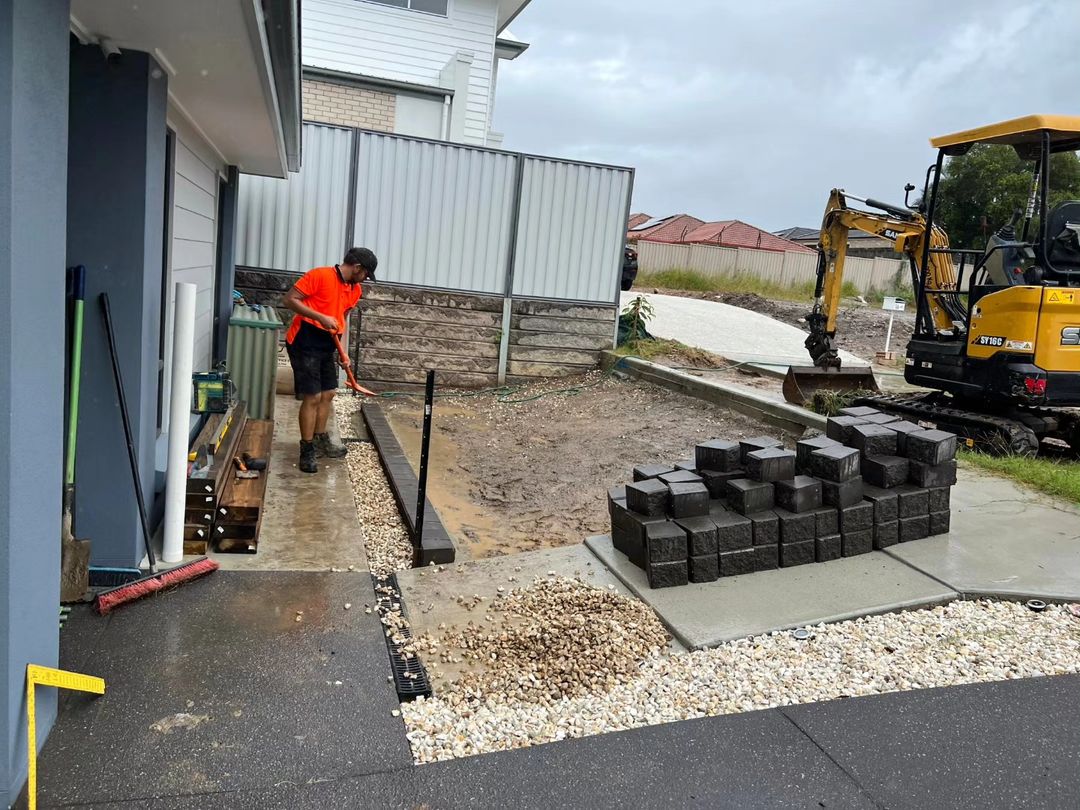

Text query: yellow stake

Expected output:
[25,664,105,810]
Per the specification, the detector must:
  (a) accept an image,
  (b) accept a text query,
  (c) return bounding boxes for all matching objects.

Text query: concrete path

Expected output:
[587,535,956,650]
[620,291,869,367]
[212,396,368,573]
[885,466,1080,601]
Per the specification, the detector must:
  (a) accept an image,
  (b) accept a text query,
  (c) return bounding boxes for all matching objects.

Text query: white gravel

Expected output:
[402,598,1080,764]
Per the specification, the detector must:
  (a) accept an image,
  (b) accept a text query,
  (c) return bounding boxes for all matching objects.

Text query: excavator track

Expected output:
[852,392,1047,456]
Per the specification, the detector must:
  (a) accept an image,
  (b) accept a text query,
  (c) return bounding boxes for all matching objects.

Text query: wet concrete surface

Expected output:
[36,571,409,807]
[212,396,368,573]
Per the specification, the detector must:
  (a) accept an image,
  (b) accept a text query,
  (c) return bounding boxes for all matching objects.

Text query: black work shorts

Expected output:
[287,344,338,395]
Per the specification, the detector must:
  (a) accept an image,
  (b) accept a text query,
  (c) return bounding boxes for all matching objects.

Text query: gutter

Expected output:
[261,0,303,172]
[304,66,455,101]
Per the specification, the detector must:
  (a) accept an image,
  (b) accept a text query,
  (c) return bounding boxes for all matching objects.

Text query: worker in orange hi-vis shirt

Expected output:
[283,247,377,473]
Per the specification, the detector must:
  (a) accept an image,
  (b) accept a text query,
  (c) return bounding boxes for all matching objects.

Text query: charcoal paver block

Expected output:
[906,429,958,465]
[659,469,704,486]
[839,405,880,418]
[747,510,780,547]
[929,510,951,536]
[839,502,874,534]
[899,514,931,542]
[812,507,839,538]
[826,416,868,443]
[645,521,688,563]
[746,448,797,483]
[874,520,899,550]
[883,419,925,453]
[739,435,783,464]
[815,534,842,562]
[608,485,627,503]
[849,423,899,458]
[626,478,670,517]
[896,485,930,518]
[772,508,816,545]
[908,459,958,488]
[821,477,864,509]
[675,459,698,473]
[726,478,775,515]
[928,486,951,513]
[781,540,816,568]
[810,445,861,483]
[719,547,757,577]
[712,511,753,551]
[842,529,873,557]
[708,498,729,518]
[696,440,743,472]
[675,516,719,556]
[862,412,901,425]
[774,475,823,514]
[862,486,899,523]
[796,435,840,474]
[752,543,779,572]
[862,455,910,489]
[669,481,710,519]
[633,463,676,482]
[648,560,689,589]
[688,553,720,583]
[700,469,746,498]
[612,504,660,568]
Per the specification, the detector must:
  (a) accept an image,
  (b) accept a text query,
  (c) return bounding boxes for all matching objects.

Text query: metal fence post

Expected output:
[414,369,435,550]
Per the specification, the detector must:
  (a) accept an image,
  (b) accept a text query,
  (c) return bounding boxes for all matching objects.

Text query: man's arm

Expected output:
[283,286,339,332]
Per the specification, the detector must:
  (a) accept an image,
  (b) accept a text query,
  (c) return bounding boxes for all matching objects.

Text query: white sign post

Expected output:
[881,296,906,355]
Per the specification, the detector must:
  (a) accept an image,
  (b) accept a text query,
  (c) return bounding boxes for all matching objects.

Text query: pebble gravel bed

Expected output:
[335,396,413,577]
[402,598,1080,763]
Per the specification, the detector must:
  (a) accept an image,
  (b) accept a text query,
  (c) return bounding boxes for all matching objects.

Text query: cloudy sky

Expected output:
[495,0,1080,231]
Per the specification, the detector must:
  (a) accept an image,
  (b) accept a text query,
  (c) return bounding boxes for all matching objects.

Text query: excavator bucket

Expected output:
[782,365,880,406]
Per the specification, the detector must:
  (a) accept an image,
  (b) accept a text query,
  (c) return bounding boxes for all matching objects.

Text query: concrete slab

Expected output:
[395,545,686,686]
[620,291,869,368]
[37,572,411,806]
[885,466,1080,601]
[212,396,368,572]
[585,535,958,649]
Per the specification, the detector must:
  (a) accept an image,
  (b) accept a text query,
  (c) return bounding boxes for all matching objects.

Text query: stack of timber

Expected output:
[184,402,247,554]
[214,418,273,553]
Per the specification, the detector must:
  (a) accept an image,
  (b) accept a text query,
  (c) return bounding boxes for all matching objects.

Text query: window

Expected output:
[365,0,448,16]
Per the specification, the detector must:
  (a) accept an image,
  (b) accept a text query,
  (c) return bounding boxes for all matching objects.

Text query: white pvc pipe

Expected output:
[163,282,197,563]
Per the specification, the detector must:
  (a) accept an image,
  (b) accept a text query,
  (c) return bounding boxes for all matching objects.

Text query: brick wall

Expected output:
[302,78,395,131]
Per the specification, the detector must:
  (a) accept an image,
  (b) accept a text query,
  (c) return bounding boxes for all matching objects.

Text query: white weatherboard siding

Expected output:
[161,109,225,428]
[304,0,496,145]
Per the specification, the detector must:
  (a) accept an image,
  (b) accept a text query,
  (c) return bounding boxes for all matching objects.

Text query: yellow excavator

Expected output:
[784,115,1080,455]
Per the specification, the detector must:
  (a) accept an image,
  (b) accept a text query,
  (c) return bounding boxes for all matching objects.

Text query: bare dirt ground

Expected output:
[642,288,916,363]
[382,374,790,559]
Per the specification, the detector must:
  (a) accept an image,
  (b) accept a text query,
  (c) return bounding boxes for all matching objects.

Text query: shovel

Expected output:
[60,265,91,602]
[332,332,376,397]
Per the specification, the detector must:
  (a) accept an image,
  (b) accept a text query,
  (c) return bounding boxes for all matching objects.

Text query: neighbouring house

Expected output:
[0,1,300,803]
[626,214,706,245]
[301,0,532,147]
[236,0,635,391]
[685,220,815,254]
[627,212,652,230]
[775,225,896,259]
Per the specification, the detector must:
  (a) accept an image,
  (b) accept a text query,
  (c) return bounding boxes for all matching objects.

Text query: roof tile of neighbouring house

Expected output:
[685,221,816,253]
[774,226,820,242]
[627,214,706,243]
[627,212,652,230]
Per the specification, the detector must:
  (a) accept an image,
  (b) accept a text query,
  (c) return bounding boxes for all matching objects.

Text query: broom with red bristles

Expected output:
[94,293,218,615]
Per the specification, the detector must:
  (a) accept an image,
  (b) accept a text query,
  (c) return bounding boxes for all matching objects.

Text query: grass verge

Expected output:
[614,338,720,368]
[960,451,1080,505]
[636,267,913,305]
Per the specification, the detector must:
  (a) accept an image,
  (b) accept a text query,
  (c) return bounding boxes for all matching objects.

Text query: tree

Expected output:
[934,144,1080,249]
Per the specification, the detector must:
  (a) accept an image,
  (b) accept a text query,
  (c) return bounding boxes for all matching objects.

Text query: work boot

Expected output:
[299,440,318,473]
[314,432,348,459]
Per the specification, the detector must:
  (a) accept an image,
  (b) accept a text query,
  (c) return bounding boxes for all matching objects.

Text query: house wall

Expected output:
[67,43,168,569]
[0,2,70,804]
[302,77,395,131]
[303,0,496,145]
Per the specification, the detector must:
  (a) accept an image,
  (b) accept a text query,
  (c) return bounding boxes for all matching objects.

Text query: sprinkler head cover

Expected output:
[1026,599,1047,613]
[792,628,812,640]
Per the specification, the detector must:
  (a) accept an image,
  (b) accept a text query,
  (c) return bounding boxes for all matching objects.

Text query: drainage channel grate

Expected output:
[373,573,433,702]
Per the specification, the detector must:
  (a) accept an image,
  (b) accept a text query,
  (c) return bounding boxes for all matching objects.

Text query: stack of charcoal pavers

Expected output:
[607,408,957,589]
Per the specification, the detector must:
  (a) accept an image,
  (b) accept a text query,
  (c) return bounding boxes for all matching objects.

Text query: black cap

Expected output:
[344,247,378,281]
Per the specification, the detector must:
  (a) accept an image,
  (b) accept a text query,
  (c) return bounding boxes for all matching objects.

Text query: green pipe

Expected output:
[65,265,86,487]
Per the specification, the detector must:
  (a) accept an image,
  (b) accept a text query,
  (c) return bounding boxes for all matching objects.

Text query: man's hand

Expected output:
[316,313,339,332]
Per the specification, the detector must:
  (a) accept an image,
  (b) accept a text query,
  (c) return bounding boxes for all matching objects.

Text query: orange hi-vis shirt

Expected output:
[285,265,363,345]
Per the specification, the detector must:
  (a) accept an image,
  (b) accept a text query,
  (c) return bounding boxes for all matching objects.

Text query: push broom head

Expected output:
[94,557,219,614]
